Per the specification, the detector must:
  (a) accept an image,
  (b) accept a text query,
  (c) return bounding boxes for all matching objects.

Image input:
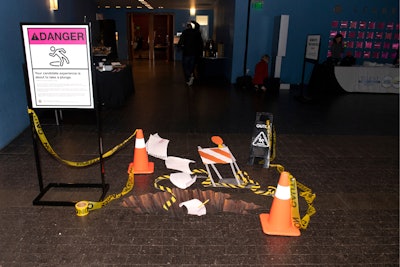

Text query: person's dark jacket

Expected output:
[178,27,202,57]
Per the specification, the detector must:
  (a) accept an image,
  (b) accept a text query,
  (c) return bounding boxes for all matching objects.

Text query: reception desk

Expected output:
[95,65,134,107]
[334,66,399,94]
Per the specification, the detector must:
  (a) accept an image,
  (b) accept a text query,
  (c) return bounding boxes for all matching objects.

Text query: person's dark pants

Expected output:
[182,55,195,82]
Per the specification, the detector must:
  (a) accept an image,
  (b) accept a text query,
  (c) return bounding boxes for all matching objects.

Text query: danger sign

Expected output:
[21,24,94,109]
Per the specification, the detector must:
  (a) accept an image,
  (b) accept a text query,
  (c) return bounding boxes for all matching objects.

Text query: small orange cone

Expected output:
[260,171,300,236]
[129,129,154,174]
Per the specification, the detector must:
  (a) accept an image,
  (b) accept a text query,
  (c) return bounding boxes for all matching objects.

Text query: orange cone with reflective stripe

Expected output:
[129,129,154,174]
[259,171,300,236]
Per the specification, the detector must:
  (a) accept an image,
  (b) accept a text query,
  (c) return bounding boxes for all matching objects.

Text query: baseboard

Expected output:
[280,83,290,90]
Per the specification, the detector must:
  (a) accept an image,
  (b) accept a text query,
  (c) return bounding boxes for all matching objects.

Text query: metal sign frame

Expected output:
[21,23,108,206]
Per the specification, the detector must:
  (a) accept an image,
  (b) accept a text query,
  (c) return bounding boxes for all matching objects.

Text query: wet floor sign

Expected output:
[248,112,274,168]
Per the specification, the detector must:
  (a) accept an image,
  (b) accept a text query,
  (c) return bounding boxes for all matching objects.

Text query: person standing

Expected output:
[331,33,345,65]
[178,22,202,86]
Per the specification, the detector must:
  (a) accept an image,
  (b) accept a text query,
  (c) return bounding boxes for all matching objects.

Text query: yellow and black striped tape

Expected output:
[75,166,135,216]
[27,109,136,167]
[271,164,316,230]
[153,175,177,210]
[155,164,316,230]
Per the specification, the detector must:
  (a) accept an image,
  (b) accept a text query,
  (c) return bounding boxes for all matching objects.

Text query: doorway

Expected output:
[127,13,174,61]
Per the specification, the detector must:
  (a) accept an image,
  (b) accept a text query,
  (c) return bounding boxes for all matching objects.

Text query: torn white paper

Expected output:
[165,156,194,174]
[146,133,169,160]
[170,172,197,189]
[179,199,207,216]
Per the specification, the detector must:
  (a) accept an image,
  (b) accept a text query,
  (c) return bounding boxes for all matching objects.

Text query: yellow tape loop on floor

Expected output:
[28,109,136,167]
[153,175,177,210]
[155,165,316,230]
[75,166,135,216]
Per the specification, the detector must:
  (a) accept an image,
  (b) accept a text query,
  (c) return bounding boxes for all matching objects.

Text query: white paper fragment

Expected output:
[170,172,197,189]
[165,156,194,174]
[179,199,207,216]
[146,133,170,160]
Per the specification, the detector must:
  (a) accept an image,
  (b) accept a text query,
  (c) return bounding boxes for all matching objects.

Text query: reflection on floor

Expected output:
[0,60,398,266]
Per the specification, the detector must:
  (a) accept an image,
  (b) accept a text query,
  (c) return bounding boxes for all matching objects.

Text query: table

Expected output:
[95,65,134,107]
[198,57,229,81]
[334,66,399,94]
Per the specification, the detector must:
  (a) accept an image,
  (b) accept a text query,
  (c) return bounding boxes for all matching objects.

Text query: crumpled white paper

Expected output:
[179,199,207,216]
[165,156,194,174]
[146,133,169,160]
[169,172,197,189]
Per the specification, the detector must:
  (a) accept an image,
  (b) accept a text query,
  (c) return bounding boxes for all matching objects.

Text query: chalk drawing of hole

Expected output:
[121,188,262,217]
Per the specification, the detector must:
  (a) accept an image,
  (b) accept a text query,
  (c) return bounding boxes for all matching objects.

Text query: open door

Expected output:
[128,13,174,61]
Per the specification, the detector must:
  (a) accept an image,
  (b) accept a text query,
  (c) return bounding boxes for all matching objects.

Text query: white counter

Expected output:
[334,66,399,94]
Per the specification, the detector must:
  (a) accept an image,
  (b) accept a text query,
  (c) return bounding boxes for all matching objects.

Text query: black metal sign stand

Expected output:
[297,34,321,102]
[21,23,109,206]
[28,103,109,207]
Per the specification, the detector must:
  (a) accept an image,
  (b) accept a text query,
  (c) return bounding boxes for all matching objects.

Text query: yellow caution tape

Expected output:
[256,119,277,165]
[75,166,135,216]
[271,164,316,230]
[27,109,136,167]
[155,164,316,231]
[153,175,177,210]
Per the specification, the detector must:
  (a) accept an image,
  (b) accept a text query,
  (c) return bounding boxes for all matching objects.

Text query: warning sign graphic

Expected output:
[21,24,94,109]
[252,131,269,148]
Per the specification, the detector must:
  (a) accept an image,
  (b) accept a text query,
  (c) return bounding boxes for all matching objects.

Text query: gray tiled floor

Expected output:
[0,60,398,266]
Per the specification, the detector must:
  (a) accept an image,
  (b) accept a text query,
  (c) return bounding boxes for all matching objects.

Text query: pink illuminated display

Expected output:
[329,20,399,61]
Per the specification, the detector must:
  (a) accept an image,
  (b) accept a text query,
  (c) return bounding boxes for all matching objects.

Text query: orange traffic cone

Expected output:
[129,129,154,174]
[260,171,300,236]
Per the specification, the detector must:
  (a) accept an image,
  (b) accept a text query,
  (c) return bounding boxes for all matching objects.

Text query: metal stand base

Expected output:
[33,182,109,206]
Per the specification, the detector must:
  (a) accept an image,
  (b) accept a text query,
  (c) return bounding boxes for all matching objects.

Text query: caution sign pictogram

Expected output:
[252,131,269,148]
[248,112,274,168]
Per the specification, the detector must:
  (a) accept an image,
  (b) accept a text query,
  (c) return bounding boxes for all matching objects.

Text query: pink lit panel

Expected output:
[359,21,366,29]
[340,21,348,28]
[385,32,392,40]
[394,33,399,40]
[373,42,382,49]
[348,31,356,38]
[377,22,385,29]
[349,21,358,29]
[368,21,376,29]
[391,52,398,59]
[346,41,354,48]
[375,32,383,39]
[392,43,399,50]
[365,42,372,49]
[386,22,394,30]
[381,52,389,59]
[330,31,338,38]
[366,32,374,39]
[331,21,339,28]
[372,52,380,59]
[357,31,365,39]
[363,51,370,58]
[356,41,363,48]
[355,51,362,58]
[383,42,391,49]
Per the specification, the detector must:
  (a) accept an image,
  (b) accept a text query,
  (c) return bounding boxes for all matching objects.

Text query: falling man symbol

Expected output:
[49,46,70,67]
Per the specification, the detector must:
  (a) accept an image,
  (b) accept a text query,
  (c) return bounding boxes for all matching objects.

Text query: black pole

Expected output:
[243,0,251,76]
[89,21,108,201]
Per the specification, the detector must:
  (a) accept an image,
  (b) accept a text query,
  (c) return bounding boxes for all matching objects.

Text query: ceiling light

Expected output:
[49,0,58,11]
